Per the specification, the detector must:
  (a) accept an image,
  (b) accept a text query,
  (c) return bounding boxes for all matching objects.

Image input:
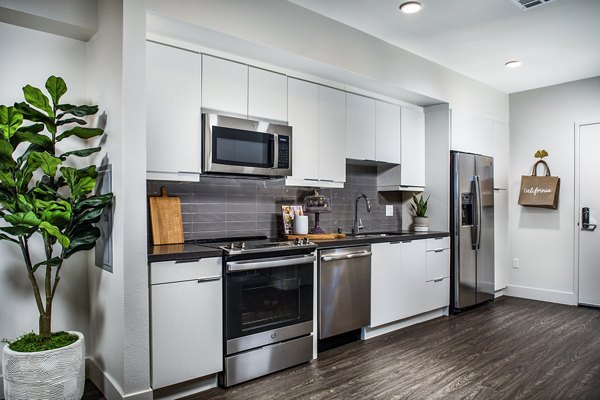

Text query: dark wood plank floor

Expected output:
[84,296,600,399]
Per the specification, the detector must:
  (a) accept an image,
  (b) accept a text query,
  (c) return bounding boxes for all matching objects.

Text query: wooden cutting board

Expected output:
[286,233,346,240]
[149,187,184,245]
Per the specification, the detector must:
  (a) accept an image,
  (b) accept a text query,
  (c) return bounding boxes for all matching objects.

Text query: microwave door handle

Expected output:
[272,133,279,168]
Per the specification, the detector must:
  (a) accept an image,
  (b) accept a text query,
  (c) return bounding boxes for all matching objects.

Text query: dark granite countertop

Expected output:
[148,243,223,263]
[312,231,449,249]
[147,231,449,263]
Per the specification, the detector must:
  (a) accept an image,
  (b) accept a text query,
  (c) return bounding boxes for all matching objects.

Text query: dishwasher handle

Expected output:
[321,251,372,262]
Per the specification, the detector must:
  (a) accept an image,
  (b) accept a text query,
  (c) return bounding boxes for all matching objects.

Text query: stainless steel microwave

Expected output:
[202,113,292,177]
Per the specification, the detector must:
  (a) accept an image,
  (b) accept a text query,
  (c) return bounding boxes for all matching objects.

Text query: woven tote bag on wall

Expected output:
[518,160,560,209]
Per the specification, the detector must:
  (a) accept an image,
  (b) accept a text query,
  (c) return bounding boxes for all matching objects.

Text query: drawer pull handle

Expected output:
[175,259,201,264]
[433,277,445,282]
[197,276,221,283]
[434,249,445,253]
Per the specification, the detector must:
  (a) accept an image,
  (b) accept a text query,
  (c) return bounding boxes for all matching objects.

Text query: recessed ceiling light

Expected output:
[399,1,423,14]
[505,60,522,68]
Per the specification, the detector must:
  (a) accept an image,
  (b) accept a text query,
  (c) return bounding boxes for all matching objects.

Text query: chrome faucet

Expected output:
[352,194,372,235]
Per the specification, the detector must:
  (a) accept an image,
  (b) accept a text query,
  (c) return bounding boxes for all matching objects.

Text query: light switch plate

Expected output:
[386,205,393,216]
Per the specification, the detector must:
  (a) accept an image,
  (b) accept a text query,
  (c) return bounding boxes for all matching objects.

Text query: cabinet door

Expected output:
[473,115,494,157]
[248,67,287,123]
[399,240,427,318]
[318,86,346,183]
[151,278,222,388]
[375,101,401,164]
[426,249,450,281]
[371,240,427,327]
[287,78,319,181]
[424,277,450,311]
[494,189,508,291]
[400,107,425,187]
[450,108,476,153]
[492,120,509,189]
[202,55,247,117]
[370,242,402,327]
[346,93,376,161]
[146,41,201,181]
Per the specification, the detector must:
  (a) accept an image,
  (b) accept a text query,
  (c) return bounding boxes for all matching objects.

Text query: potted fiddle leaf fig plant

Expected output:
[0,76,112,400]
[411,193,430,232]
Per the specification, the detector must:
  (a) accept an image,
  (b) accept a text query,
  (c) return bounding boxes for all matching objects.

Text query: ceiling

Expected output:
[287,0,600,94]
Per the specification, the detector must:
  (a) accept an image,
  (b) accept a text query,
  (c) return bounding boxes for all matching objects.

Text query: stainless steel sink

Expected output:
[351,233,390,239]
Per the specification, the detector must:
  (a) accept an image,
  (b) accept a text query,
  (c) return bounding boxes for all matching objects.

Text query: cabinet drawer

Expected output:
[426,248,450,281]
[424,277,449,311]
[150,257,222,285]
[426,236,450,251]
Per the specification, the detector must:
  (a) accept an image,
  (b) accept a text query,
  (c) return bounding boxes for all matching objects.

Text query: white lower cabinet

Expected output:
[424,238,450,312]
[150,258,223,389]
[371,238,449,328]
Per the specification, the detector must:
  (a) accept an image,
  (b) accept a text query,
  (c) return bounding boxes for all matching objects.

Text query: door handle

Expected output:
[582,207,597,231]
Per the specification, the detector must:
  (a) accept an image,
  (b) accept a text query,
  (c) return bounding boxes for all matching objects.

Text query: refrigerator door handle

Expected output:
[474,175,482,250]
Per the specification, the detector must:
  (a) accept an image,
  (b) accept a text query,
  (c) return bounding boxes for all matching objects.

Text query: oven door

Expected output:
[224,254,315,355]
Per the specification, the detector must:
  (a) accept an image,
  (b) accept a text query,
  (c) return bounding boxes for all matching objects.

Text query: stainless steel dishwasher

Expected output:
[318,245,372,339]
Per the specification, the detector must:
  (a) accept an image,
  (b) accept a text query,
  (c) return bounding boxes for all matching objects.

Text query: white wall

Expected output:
[507,76,600,304]
[0,20,89,386]
[86,0,128,398]
[0,0,98,41]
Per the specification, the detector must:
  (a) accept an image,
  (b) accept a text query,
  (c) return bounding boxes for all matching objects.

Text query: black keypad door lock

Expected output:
[582,207,597,231]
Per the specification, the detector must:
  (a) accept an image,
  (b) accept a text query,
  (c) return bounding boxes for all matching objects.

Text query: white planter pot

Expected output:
[414,216,429,232]
[2,331,84,400]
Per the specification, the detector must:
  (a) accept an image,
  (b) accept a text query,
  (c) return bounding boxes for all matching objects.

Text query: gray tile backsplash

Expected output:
[147,164,403,240]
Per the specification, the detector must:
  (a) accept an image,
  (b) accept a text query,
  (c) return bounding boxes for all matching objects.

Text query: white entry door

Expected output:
[578,122,600,306]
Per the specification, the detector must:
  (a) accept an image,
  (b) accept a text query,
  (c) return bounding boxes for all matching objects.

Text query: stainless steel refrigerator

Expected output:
[450,151,495,312]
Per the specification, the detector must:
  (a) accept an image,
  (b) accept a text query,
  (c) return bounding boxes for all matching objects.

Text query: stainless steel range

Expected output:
[217,237,316,387]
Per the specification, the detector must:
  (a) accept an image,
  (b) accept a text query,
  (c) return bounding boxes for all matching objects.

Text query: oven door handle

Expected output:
[320,251,372,262]
[226,254,316,272]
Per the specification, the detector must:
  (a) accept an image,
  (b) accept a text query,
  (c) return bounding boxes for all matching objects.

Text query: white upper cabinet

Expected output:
[287,78,319,182]
[146,41,201,181]
[248,67,287,123]
[400,107,425,187]
[286,81,346,187]
[451,108,494,157]
[201,55,248,117]
[450,108,476,154]
[473,114,494,157]
[346,93,376,161]
[492,120,509,189]
[318,86,346,183]
[375,101,401,164]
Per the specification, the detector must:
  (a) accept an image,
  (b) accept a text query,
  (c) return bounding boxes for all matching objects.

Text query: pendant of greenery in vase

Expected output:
[0,76,112,400]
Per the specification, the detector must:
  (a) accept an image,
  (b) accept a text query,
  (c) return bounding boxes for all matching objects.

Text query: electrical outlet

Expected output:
[386,205,394,216]
[512,258,520,269]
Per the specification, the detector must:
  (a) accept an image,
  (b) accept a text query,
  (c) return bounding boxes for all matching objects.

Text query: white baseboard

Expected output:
[495,288,505,298]
[152,375,218,400]
[505,284,577,305]
[361,307,447,340]
[87,358,153,400]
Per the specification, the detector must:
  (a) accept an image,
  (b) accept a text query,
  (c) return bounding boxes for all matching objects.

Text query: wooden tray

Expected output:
[286,233,346,240]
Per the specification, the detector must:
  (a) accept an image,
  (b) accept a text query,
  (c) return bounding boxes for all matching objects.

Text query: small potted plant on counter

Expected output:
[411,193,430,232]
[0,76,112,400]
